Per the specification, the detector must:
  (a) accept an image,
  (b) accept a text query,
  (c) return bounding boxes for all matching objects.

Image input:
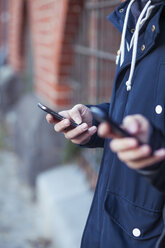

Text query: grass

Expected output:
[0,122,8,150]
[62,140,81,163]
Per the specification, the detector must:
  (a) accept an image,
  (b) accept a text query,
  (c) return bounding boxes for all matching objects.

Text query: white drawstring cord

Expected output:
[120,0,135,67]
[126,0,152,91]
[129,4,155,51]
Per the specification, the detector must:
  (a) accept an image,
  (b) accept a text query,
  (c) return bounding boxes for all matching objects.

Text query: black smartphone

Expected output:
[90,106,142,144]
[37,103,79,129]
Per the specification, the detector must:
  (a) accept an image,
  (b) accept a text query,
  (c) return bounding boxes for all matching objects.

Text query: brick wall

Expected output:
[8,0,26,71]
[28,0,83,108]
[3,0,122,187]
[0,0,2,48]
[5,0,83,108]
[70,1,120,105]
[5,0,121,108]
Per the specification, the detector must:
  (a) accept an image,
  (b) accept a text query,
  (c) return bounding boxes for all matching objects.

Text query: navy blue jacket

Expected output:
[138,124,165,248]
[80,1,165,248]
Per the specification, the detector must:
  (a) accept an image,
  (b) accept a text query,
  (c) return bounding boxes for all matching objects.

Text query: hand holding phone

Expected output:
[90,106,143,145]
[38,103,97,145]
[37,103,79,129]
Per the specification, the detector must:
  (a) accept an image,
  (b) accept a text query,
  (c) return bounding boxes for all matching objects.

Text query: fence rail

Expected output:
[70,0,120,105]
[85,0,121,9]
[68,0,121,169]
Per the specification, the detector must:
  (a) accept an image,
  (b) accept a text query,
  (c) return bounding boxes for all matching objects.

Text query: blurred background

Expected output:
[0,0,121,247]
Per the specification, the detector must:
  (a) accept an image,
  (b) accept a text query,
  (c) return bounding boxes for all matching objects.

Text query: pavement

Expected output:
[0,150,54,248]
[36,164,93,248]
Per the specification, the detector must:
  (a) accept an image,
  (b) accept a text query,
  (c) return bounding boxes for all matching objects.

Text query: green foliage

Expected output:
[0,123,7,150]
[62,140,81,163]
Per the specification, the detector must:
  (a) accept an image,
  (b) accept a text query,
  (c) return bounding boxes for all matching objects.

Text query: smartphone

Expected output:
[90,106,142,144]
[37,103,79,129]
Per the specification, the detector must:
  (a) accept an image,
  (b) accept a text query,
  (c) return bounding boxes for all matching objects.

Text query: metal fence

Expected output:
[69,0,121,172]
[69,0,121,105]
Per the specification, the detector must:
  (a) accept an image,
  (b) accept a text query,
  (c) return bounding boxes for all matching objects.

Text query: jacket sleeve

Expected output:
[138,124,165,192]
[80,102,110,148]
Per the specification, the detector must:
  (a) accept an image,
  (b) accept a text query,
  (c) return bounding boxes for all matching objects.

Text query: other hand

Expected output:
[98,114,165,169]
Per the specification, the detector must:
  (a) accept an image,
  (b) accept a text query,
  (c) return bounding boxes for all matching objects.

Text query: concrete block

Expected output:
[0,65,24,116]
[36,164,93,248]
[7,93,67,186]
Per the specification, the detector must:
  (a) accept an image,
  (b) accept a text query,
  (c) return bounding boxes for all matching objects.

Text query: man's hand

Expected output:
[98,114,165,170]
[46,104,97,145]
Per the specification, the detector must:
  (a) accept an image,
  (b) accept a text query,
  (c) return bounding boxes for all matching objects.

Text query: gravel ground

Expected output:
[0,150,54,248]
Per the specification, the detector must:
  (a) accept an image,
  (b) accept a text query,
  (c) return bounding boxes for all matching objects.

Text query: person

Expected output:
[97,114,165,248]
[46,0,165,247]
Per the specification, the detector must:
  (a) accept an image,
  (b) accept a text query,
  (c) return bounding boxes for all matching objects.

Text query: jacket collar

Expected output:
[108,2,165,91]
[131,0,165,22]
[107,0,165,35]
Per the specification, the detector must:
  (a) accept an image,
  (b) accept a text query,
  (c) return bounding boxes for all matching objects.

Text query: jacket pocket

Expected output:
[104,191,163,240]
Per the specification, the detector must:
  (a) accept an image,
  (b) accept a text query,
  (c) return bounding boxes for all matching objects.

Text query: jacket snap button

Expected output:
[155,105,163,114]
[152,25,156,32]
[132,228,141,237]
[119,8,124,13]
[141,45,145,51]
[131,28,135,33]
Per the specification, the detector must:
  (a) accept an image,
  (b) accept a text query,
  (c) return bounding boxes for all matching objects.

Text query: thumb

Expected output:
[123,115,150,143]
[123,116,140,135]
[69,107,82,124]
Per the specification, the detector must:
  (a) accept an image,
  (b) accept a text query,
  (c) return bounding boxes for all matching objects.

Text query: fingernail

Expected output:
[88,126,97,132]
[82,123,88,130]
[75,117,82,124]
[154,149,165,156]
[129,124,138,133]
[64,119,70,125]
[129,139,137,146]
[141,145,150,153]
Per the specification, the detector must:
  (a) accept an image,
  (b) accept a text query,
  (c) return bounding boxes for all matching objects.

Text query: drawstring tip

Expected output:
[126,81,131,91]
[116,49,121,65]
[127,86,131,91]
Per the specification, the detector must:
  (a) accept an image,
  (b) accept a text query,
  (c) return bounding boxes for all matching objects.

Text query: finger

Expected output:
[154,148,165,157]
[71,126,97,144]
[54,119,71,132]
[69,107,82,124]
[123,114,149,133]
[46,114,56,124]
[123,116,140,134]
[117,145,151,162]
[110,138,138,152]
[58,110,71,119]
[123,115,150,143]
[127,149,165,169]
[98,122,112,138]
[64,123,89,140]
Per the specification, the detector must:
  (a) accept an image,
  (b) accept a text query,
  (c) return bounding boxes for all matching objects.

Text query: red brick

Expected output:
[4,0,120,109]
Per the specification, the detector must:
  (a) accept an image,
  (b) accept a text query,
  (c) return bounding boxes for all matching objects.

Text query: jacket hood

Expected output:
[131,0,164,21]
[119,0,163,91]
